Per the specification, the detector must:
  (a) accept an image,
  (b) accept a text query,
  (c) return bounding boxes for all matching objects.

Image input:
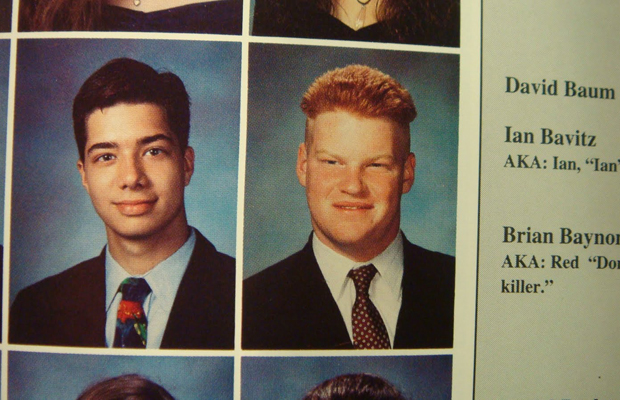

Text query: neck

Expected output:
[315,230,399,263]
[106,0,213,12]
[331,0,379,30]
[334,243,387,262]
[107,220,191,276]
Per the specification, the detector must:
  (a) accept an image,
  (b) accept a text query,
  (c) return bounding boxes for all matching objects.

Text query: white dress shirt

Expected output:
[313,232,404,347]
[105,228,196,349]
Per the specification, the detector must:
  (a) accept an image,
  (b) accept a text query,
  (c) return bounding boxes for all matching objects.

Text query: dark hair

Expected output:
[316,0,458,44]
[73,57,190,161]
[303,373,408,400]
[252,0,459,46]
[76,374,175,400]
[19,0,104,31]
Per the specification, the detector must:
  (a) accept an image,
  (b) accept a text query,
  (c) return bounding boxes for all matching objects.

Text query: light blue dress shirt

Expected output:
[105,228,197,349]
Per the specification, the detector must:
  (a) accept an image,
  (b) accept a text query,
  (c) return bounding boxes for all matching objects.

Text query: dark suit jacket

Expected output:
[10,230,235,349]
[242,236,454,349]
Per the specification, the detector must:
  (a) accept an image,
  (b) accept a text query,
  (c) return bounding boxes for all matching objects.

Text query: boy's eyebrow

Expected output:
[138,133,175,146]
[86,141,116,155]
[86,134,175,155]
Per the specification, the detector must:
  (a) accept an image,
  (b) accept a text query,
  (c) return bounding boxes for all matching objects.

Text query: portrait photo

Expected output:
[244,44,458,277]
[242,355,452,399]
[9,352,233,400]
[9,39,240,349]
[250,0,460,46]
[18,0,242,34]
[242,44,458,350]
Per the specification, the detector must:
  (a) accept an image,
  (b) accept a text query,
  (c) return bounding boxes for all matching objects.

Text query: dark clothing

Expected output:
[242,237,455,350]
[252,0,459,46]
[101,1,242,34]
[10,231,235,349]
[0,0,11,32]
[19,0,242,34]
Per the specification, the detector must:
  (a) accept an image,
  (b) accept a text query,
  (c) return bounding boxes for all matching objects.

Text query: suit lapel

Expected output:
[160,231,234,349]
[394,239,419,348]
[394,238,454,348]
[295,242,353,349]
[72,251,106,347]
[160,232,207,348]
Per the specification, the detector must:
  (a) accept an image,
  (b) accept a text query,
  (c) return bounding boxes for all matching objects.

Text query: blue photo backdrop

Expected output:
[10,352,233,400]
[244,44,459,277]
[11,39,240,301]
[242,355,452,399]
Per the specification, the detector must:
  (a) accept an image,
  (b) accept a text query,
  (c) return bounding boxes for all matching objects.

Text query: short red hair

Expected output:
[301,65,416,126]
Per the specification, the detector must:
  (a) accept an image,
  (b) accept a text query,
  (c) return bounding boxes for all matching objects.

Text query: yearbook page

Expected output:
[0,0,617,399]
[475,1,620,399]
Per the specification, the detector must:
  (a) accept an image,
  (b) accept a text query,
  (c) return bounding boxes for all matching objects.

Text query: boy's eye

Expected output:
[95,154,115,162]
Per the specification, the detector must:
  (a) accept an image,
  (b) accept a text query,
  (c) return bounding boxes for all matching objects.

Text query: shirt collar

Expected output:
[312,232,404,300]
[105,228,197,309]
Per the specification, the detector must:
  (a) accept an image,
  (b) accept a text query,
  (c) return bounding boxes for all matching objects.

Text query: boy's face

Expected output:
[297,110,415,261]
[77,102,194,243]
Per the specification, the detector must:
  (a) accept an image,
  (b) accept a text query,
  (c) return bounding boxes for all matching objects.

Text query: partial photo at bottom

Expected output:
[242,355,452,399]
[9,352,233,400]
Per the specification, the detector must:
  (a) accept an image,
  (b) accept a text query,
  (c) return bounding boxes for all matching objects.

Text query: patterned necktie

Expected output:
[113,277,151,348]
[348,264,391,349]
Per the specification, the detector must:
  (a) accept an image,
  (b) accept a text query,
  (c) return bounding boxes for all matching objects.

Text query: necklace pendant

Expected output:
[355,5,366,30]
[133,0,141,6]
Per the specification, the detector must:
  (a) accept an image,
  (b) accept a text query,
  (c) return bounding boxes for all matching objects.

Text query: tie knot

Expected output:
[118,277,151,303]
[348,264,378,294]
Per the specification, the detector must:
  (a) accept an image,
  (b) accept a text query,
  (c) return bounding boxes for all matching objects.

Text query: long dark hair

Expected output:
[320,0,459,44]
[20,0,104,31]
[253,0,459,46]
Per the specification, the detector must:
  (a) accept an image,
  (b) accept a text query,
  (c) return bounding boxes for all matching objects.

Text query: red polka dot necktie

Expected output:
[113,277,151,348]
[348,264,391,349]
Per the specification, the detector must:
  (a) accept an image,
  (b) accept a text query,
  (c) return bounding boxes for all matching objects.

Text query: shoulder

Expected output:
[404,239,454,265]
[395,238,455,348]
[13,255,104,303]
[192,230,235,272]
[10,254,106,345]
[243,243,320,314]
[402,239,455,284]
[244,244,313,290]
[243,241,325,318]
[162,231,235,349]
[185,230,236,293]
[242,242,327,349]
